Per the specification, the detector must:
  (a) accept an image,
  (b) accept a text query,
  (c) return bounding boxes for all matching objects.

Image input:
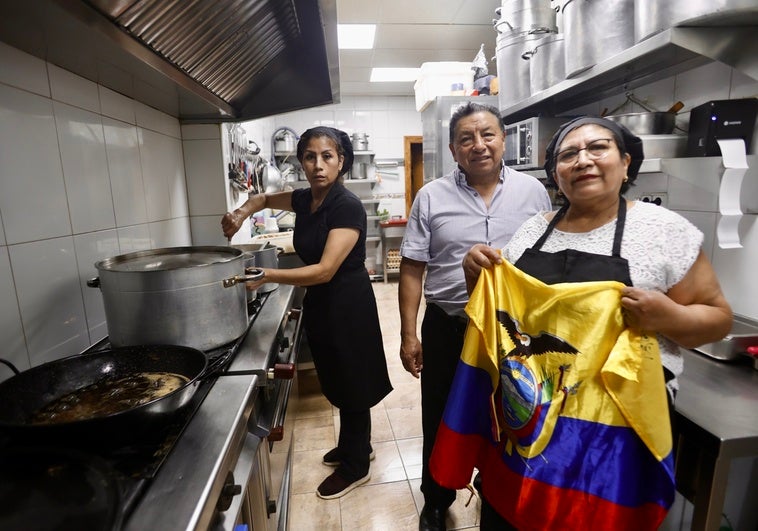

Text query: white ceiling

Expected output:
[336,0,503,97]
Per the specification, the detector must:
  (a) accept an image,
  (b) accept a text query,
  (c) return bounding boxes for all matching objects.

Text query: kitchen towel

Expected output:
[430,260,674,531]
[716,138,749,249]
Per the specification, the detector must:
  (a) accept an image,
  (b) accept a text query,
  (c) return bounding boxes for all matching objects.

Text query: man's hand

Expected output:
[400,336,423,378]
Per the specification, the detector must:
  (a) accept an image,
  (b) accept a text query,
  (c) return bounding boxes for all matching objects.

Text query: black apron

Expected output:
[514,198,676,398]
[514,199,632,286]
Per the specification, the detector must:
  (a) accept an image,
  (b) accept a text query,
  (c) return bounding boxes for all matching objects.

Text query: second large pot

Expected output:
[563,0,634,78]
[523,33,565,95]
[635,0,758,43]
[88,246,254,351]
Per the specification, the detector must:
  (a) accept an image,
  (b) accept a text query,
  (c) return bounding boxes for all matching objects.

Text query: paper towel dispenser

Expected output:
[686,98,758,157]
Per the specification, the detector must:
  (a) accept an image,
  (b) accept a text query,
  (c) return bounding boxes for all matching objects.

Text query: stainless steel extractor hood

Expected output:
[0,0,340,122]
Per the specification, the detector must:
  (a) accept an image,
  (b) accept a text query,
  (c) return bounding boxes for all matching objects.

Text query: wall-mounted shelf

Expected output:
[501,26,758,123]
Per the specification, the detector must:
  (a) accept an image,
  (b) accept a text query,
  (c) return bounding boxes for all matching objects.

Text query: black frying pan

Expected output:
[0,345,207,446]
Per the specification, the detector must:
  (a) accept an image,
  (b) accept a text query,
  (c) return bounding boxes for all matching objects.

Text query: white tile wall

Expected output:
[0,83,71,244]
[241,96,423,163]
[54,101,116,233]
[8,237,89,366]
[73,229,120,341]
[0,41,50,97]
[48,63,100,113]
[0,45,192,374]
[0,245,26,376]
[103,117,149,227]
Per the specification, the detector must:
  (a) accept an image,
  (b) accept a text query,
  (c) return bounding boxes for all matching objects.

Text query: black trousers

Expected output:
[336,408,371,480]
[420,303,468,509]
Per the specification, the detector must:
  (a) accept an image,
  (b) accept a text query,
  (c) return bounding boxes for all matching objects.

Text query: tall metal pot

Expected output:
[523,33,565,95]
[496,31,545,110]
[634,0,758,43]
[88,246,258,351]
[563,0,634,78]
[494,0,558,34]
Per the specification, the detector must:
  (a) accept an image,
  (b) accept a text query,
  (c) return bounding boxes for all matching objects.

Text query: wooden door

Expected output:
[404,135,424,217]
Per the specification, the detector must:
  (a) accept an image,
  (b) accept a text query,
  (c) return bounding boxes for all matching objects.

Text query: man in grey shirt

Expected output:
[399,102,551,531]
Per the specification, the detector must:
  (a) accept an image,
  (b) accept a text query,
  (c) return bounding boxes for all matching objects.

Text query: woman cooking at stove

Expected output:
[222,126,392,500]
[447,116,733,529]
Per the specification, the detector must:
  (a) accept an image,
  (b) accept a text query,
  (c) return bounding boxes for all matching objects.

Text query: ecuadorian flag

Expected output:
[430,260,675,530]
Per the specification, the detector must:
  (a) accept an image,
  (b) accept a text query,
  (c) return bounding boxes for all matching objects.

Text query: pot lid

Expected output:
[96,246,243,272]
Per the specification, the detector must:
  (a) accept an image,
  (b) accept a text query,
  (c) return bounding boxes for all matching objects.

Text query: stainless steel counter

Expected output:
[124,284,296,531]
[674,349,758,531]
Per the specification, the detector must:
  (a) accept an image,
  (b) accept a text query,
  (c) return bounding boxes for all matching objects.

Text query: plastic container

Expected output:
[414,62,474,112]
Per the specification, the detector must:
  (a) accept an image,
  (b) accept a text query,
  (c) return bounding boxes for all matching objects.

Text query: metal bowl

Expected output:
[605,112,676,135]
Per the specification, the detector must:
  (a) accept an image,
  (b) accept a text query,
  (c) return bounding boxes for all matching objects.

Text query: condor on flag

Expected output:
[430,260,675,530]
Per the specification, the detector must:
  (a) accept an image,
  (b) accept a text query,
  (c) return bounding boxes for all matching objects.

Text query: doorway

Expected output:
[404,135,423,217]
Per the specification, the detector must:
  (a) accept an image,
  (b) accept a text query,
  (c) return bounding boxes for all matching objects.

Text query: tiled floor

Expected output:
[288,280,481,530]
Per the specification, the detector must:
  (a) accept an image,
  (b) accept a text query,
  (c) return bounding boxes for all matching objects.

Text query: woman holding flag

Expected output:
[433,116,732,529]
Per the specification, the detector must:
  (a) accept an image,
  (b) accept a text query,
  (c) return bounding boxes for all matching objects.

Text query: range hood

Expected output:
[0,0,340,122]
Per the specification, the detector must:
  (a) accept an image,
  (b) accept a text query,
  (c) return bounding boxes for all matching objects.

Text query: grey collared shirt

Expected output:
[400,163,551,317]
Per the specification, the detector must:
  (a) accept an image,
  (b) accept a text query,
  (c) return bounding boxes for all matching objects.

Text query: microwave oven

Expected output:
[503,117,566,170]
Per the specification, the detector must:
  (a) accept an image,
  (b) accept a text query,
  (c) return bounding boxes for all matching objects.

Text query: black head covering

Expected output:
[543,116,644,192]
[296,126,353,178]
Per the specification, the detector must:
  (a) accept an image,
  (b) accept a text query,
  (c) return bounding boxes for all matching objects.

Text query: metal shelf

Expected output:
[501,27,758,123]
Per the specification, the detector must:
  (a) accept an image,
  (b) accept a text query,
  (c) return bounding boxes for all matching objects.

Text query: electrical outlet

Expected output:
[636,193,667,206]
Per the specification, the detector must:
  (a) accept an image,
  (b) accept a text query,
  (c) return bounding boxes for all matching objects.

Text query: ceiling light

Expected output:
[338,24,376,49]
[370,68,421,82]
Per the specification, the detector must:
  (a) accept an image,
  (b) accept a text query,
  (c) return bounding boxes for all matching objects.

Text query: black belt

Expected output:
[426,302,468,328]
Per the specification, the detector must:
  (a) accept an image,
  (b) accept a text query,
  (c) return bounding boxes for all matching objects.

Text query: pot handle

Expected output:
[0,358,20,375]
[87,277,100,288]
[222,268,265,288]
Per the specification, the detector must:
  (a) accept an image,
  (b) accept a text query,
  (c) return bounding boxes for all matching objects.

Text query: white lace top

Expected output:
[503,201,704,393]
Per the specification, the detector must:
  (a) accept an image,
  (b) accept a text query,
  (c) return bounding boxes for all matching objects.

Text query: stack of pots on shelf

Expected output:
[634,0,758,43]
[494,0,558,109]
[350,132,370,180]
[562,0,635,78]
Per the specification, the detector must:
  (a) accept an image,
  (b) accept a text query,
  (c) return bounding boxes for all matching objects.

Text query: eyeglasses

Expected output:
[555,138,614,166]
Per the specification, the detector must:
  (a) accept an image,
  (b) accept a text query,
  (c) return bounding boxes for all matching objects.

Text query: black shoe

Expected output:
[419,504,447,531]
[322,446,375,467]
[316,471,371,499]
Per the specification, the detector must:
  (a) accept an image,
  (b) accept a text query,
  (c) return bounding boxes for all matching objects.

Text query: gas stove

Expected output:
[0,285,302,531]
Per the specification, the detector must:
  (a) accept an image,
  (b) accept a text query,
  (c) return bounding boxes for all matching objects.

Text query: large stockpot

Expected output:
[635,0,758,43]
[563,0,634,78]
[88,246,262,351]
[496,31,545,109]
[522,33,565,95]
[494,0,558,35]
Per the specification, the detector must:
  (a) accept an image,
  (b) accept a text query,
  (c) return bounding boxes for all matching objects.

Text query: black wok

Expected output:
[0,345,207,446]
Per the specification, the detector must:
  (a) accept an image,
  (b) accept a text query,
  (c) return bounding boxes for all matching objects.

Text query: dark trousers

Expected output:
[420,303,468,509]
[336,408,371,480]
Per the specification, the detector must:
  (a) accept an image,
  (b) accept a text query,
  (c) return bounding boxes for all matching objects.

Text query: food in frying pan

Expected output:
[29,372,190,424]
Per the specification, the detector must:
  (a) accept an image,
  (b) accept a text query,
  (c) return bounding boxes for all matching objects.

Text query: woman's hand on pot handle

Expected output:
[463,244,502,294]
